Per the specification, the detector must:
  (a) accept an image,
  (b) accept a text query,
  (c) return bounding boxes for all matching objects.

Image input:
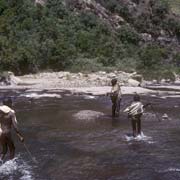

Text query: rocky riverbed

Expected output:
[0,71,180,97]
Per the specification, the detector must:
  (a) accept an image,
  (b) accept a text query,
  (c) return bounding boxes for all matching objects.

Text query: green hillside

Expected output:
[0,0,179,80]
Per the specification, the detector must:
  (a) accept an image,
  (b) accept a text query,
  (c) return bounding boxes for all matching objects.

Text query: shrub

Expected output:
[139,67,176,81]
[69,58,104,73]
[137,45,168,70]
[79,12,98,28]
[117,25,140,44]
[173,52,180,67]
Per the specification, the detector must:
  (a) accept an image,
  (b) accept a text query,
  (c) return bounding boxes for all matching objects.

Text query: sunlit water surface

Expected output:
[0,90,180,180]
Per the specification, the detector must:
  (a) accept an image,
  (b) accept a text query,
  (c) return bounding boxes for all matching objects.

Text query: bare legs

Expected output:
[130,114,142,137]
[112,97,121,117]
[0,134,15,160]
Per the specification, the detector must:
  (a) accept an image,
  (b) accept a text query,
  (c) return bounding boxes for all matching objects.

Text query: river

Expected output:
[0,89,180,180]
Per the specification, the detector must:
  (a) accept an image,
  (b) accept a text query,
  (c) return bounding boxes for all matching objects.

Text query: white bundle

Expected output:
[124,102,144,116]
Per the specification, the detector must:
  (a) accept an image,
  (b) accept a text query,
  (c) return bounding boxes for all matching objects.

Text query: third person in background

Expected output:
[107,78,122,117]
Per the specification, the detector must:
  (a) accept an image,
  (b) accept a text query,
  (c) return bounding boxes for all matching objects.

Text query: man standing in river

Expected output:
[107,78,122,117]
[124,94,150,137]
[0,98,24,160]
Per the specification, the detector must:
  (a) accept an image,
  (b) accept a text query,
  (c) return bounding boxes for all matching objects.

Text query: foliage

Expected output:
[173,52,180,67]
[139,68,176,81]
[0,0,179,80]
[137,45,168,70]
[136,45,177,80]
[117,25,140,45]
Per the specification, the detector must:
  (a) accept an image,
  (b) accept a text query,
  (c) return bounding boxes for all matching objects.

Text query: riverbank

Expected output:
[0,71,180,97]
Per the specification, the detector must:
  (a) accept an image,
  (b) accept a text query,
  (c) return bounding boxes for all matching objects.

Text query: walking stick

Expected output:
[23,143,38,164]
[150,104,161,122]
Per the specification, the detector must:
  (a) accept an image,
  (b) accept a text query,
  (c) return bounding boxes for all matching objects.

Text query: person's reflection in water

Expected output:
[112,118,119,127]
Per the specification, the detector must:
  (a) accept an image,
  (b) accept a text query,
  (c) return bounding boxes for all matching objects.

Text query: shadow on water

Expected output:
[0,90,180,179]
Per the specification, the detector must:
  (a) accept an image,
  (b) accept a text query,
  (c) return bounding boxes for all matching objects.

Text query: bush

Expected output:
[137,45,168,70]
[69,58,104,73]
[173,52,180,67]
[139,67,176,81]
[152,0,170,18]
[79,12,98,28]
[116,57,137,73]
[117,25,140,44]
[0,0,178,78]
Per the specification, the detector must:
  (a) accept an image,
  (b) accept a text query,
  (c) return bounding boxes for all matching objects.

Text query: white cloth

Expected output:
[0,105,18,130]
[0,105,13,114]
[124,102,144,116]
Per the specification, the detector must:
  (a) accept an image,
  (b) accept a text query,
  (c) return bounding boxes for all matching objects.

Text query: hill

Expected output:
[0,0,179,80]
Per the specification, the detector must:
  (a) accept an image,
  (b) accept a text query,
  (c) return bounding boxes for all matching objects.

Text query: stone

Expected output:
[141,33,152,41]
[160,79,166,84]
[78,72,83,78]
[130,72,143,82]
[98,71,106,75]
[73,110,104,121]
[127,78,140,87]
[162,113,169,120]
[107,73,116,78]
[35,0,45,5]
[0,72,11,85]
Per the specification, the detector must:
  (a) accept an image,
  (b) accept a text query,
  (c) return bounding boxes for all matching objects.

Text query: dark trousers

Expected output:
[0,133,15,160]
[129,114,142,137]
[112,97,121,117]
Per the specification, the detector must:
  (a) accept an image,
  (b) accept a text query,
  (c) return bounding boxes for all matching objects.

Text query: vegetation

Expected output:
[169,0,180,14]
[0,0,179,80]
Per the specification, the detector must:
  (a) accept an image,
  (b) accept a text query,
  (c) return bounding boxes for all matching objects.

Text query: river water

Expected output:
[0,89,180,180]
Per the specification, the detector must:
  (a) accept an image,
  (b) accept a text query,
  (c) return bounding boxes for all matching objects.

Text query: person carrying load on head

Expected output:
[0,98,24,160]
[107,78,122,117]
[124,94,150,137]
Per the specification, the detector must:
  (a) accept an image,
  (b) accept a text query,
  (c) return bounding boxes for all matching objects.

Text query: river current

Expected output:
[0,89,180,180]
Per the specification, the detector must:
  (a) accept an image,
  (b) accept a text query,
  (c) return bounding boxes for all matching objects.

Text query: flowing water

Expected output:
[0,89,180,180]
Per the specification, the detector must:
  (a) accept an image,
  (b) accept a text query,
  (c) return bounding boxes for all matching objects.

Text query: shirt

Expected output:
[124,102,144,116]
[111,83,122,98]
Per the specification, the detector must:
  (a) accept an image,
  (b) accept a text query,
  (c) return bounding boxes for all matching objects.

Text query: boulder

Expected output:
[162,113,169,121]
[107,73,116,78]
[0,72,11,85]
[73,110,104,121]
[152,79,158,84]
[160,79,166,84]
[130,72,143,82]
[35,0,45,5]
[8,72,24,85]
[127,78,140,87]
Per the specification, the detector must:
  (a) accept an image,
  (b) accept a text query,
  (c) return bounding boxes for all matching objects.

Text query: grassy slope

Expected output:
[169,0,180,14]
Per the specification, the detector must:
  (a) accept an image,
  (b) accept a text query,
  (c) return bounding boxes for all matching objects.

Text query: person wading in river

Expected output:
[124,94,150,137]
[0,98,24,160]
[107,78,122,117]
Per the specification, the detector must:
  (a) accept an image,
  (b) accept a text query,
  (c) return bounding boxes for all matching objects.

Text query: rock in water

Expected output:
[73,110,104,121]
[162,113,169,120]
